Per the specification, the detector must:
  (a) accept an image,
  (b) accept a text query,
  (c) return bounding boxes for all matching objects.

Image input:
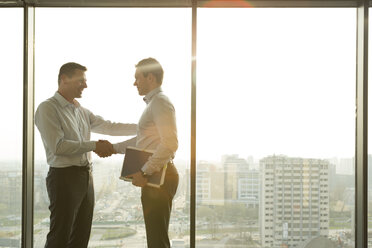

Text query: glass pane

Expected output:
[0,8,23,248]
[197,8,355,248]
[34,8,191,247]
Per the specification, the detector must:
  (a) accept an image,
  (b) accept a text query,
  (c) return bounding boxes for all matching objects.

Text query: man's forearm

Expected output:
[113,137,137,154]
[54,139,96,155]
[90,112,137,136]
[92,123,137,136]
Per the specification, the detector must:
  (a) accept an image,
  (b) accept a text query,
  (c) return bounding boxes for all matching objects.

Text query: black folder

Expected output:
[119,146,167,188]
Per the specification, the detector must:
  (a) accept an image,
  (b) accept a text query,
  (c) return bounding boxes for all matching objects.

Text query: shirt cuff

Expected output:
[86,141,96,151]
[113,144,121,154]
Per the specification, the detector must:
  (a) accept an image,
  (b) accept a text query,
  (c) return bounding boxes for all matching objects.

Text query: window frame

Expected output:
[1,1,366,248]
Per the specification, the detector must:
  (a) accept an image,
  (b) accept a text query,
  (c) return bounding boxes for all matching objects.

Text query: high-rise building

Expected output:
[0,167,22,216]
[237,170,260,207]
[260,155,329,248]
[196,161,225,206]
[192,156,260,207]
[223,155,259,207]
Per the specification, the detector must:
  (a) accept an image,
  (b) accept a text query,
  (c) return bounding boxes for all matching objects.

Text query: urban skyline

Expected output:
[0,152,361,247]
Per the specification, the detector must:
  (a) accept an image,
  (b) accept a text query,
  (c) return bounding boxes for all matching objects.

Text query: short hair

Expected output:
[135,58,164,85]
[58,62,87,85]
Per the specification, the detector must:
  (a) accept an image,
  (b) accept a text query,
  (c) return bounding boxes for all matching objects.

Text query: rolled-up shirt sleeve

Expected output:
[35,102,96,156]
[113,137,137,154]
[88,109,137,136]
[141,98,178,175]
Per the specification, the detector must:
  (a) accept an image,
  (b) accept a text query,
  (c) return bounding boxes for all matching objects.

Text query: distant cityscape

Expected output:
[1,154,371,248]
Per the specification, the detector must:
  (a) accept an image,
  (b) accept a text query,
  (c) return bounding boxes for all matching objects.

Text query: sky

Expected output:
[0,7,361,165]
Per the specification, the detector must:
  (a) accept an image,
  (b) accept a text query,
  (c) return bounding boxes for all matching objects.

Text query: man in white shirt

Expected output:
[35,62,137,248]
[115,58,178,248]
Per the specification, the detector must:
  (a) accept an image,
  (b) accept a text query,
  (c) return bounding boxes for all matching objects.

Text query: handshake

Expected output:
[94,140,115,158]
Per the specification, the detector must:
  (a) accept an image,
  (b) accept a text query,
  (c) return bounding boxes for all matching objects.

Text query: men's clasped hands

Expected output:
[93,140,147,187]
[94,140,115,158]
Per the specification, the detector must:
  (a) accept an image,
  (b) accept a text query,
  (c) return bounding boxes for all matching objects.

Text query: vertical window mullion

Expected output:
[356,1,368,248]
[191,1,197,248]
[22,5,35,248]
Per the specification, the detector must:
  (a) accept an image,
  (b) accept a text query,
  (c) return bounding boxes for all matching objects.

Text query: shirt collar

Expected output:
[54,92,80,108]
[143,87,162,104]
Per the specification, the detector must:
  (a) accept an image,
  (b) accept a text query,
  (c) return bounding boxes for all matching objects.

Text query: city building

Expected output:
[196,162,225,206]
[260,155,329,248]
[223,155,259,207]
[189,156,260,207]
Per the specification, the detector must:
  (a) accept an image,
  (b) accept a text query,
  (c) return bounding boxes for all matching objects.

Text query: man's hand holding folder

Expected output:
[131,171,148,187]
[119,146,167,188]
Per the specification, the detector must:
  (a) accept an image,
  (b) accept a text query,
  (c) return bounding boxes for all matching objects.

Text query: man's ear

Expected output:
[60,74,69,85]
[147,72,155,83]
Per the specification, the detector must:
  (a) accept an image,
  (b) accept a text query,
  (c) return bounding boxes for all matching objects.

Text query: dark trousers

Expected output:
[45,166,94,248]
[141,163,179,248]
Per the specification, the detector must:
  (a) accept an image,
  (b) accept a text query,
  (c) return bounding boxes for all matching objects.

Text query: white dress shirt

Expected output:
[114,87,178,175]
[35,92,137,168]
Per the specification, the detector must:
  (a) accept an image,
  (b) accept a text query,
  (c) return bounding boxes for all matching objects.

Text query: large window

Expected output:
[34,8,191,247]
[0,8,23,248]
[1,4,370,248]
[196,8,355,247]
